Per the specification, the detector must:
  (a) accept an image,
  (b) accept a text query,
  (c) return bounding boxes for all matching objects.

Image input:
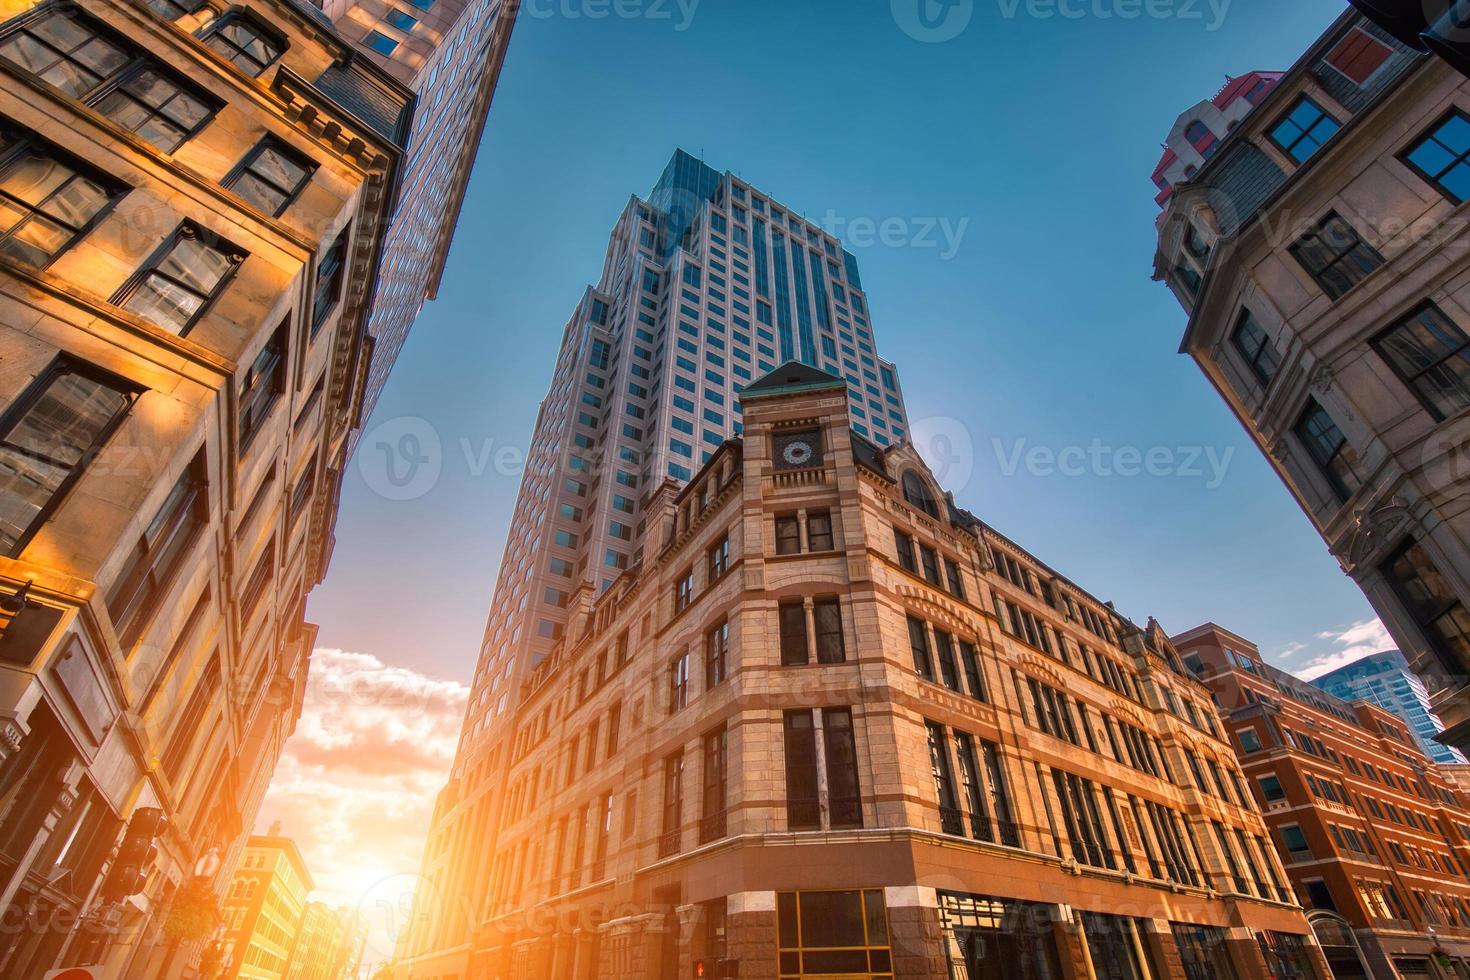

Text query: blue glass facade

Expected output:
[1312,650,1467,765]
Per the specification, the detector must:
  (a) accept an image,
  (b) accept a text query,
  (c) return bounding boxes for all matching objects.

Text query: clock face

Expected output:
[774,430,822,470]
[782,440,815,467]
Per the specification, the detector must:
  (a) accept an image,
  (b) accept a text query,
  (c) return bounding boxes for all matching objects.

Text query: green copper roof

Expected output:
[741,361,848,400]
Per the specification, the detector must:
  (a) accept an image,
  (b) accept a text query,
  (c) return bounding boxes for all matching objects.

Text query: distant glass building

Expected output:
[318,0,519,427]
[1311,651,1467,766]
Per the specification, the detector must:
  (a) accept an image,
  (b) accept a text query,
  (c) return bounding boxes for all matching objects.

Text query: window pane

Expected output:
[160,236,234,293]
[252,146,308,191]
[8,372,129,466]
[797,891,866,948]
[0,367,132,552]
[1375,305,1470,420]
[123,275,203,332]
[0,448,65,551]
[231,172,288,215]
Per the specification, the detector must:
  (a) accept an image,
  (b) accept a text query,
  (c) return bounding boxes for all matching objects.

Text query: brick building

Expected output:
[0,1,415,975]
[1175,624,1470,979]
[424,363,1323,980]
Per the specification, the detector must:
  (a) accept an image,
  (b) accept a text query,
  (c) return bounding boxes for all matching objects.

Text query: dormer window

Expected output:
[1184,224,1211,260]
[1185,120,1218,159]
[1268,97,1341,164]
[901,471,938,519]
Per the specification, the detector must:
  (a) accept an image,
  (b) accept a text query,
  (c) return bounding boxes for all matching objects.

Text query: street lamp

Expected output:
[1345,0,1470,77]
[193,848,221,881]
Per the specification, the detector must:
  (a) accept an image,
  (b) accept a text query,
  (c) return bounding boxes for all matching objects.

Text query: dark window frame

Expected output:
[106,450,208,651]
[1293,398,1357,503]
[774,513,800,555]
[311,227,349,336]
[143,0,207,19]
[0,356,141,556]
[1400,108,1470,204]
[778,600,807,667]
[806,509,834,552]
[222,137,316,217]
[1230,308,1282,386]
[1371,301,1470,422]
[1381,538,1470,678]
[0,5,221,153]
[813,596,845,664]
[0,120,128,269]
[1267,95,1342,165]
[200,10,287,78]
[238,322,288,452]
[1288,212,1384,301]
[901,469,938,518]
[112,222,247,336]
[705,620,728,689]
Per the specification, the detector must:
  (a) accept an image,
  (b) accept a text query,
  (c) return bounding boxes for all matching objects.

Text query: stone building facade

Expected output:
[1151,11,1470,754]
[0,0,412,975]
[1176,624,1470,979]
[428,364,1323,980]
[400,150,912,978]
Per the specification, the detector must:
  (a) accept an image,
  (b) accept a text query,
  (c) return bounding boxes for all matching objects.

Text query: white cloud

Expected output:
[1292,618,1395,681]
[253,648,468,963]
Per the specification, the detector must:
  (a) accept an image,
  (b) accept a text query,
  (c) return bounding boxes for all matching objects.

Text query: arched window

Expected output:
[902,471,938,518]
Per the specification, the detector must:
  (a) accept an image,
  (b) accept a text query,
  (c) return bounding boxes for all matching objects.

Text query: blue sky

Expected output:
[308,0,1384,683]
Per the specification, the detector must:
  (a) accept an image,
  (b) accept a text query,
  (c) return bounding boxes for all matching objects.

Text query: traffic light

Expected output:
[100,807,167,902]
[1346,0,1470,76]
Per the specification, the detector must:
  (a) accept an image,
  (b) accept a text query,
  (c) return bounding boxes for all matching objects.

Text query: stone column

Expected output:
[1222,925,1274,980]
[1051,905,1097,980]
[803,596,817,666]
[885,885,948,979]
[727,891,777,980]
[547,931,573,980]
[1139,919,1185,980]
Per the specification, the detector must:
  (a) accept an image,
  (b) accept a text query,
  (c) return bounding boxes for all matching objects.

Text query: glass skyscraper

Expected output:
[318,0,519,427]
[1311,650,1467,766]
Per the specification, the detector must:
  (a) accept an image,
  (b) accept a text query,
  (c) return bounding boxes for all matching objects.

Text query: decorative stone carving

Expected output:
[0,721,22,757]
[53,783,79,818]
[1309,363,1335,396]
[1339,497,1414,574]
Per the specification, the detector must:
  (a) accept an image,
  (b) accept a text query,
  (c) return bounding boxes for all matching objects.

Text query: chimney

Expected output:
[268,821,282,837]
